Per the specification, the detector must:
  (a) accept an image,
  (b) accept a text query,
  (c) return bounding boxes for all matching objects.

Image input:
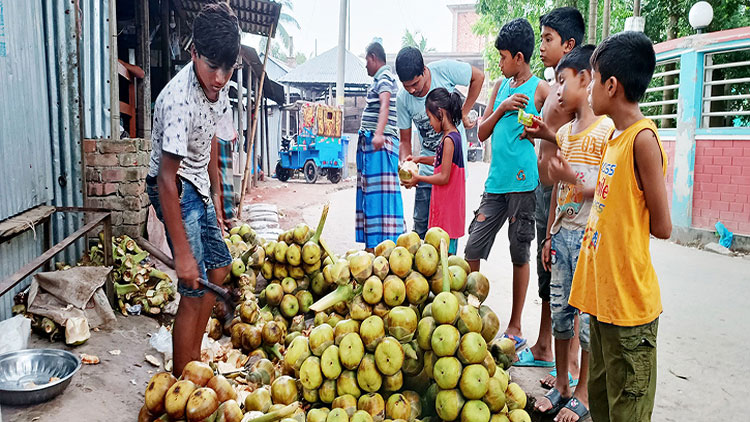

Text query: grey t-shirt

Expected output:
[148,62,230,198]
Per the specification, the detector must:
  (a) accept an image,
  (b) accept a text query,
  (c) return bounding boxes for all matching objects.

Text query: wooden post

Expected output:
[237,26,274,218]
[136,0,151,138]
[161,0,171,81]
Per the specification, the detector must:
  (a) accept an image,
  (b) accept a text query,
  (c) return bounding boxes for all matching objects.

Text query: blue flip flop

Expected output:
[515,347,555,367]
[541,369,579,389]
[535,387,570,415]
[562,397,590,420]
[501,333,527,351]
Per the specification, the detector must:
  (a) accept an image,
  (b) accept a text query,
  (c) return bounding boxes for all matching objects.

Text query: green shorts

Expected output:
[589,316,658,422]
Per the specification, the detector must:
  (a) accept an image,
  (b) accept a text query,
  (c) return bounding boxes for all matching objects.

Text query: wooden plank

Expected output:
[0,206,56,240]
[0,213,109,297]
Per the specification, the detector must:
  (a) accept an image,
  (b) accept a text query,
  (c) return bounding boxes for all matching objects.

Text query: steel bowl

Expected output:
[0,348,81,406]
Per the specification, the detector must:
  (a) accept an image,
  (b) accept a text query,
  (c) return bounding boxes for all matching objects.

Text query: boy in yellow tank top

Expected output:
[569,32,672,421]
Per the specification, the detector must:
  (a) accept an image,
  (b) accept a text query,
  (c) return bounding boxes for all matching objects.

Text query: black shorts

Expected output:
[464,191,536,265]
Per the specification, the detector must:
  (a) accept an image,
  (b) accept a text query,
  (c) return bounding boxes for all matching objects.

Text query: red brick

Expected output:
[692,215,709,227]
[744,148,750,157]
[694,199,711,209]
[735,140,750,147]
[720,210,734,220]
[699,182,718,192]
[705,147,723,156]
[712,174,731,184]
[712,156,730,165]
[103,183,117,195]
[737,223,750,235]
[715,201,730,211]
[730,202,745,213]
[715,140,734,148]
[733,157,750,166]
[694,173,712,183]
[702,191,721,201]
[731,176,750,186]
[85,168,101,182]
[101,168,125,182]
[87,182,103,196]
[723,166,742,176]
[736,194,749,204]
[725,147,743,156]
[701,208,719,219]
[718,184,738,194]
[86,153,118,167]
[83,139,97,153]
[696,140,713,147]
[705,165,723,174]
[694,154,712,165]
[744,167,750,176]
[739,185,750,195]
[721,193,736,202]
[99,141,137,154]
[693,164,704,174]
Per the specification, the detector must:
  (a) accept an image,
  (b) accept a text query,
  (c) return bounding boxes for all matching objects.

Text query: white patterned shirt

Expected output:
[148,62,230,198]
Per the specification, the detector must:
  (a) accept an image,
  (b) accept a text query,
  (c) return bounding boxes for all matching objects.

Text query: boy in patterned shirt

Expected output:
[145,3,240,376]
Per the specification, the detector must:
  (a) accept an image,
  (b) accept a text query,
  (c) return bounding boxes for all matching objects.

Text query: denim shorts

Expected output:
[146,176,232,291]
[464,191,536,265]
[549,227,590,350]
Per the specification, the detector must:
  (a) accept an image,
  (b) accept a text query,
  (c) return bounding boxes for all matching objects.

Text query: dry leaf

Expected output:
[80,354,100,365]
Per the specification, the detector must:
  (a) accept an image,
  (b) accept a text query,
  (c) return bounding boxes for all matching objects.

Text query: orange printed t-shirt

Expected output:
[569,118,667,327]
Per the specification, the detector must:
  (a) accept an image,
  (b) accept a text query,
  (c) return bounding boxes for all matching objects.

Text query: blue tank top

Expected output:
[485,76,541,194]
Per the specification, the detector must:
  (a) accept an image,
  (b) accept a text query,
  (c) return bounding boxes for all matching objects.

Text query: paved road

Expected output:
[305,161,750,420]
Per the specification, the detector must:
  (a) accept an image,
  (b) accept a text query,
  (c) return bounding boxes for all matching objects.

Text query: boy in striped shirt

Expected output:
[528,45,613,421]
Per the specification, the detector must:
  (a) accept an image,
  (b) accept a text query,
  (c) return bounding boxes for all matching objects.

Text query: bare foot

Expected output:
[540,372,556,388]
[529,343,554,363]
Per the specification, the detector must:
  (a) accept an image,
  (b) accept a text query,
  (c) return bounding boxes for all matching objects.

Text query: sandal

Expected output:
[534,387,569,414]
[562,397,590,421]
[501,333,527,351]
[515,347,555,367]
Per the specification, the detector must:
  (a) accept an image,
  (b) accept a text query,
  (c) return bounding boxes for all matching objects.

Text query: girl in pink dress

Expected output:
[402,87,466,254]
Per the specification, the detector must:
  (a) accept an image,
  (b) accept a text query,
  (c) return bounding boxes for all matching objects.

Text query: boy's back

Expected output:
[569,117,667,326]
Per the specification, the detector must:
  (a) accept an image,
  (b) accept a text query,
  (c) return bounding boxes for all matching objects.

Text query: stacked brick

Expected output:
[84,138,151,238]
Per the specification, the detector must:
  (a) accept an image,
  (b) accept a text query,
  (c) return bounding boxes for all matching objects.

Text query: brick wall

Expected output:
[692,139,750,235]
[455,12,484,53]
[84,138,151,238]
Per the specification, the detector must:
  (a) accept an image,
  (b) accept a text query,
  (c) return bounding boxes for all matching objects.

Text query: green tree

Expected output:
[401,29,436,53]
[259,0,301,61]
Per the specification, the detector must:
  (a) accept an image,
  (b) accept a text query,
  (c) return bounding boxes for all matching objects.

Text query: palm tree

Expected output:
[276,0,300,56]
[259,0,300,60]
[401,29,436,53]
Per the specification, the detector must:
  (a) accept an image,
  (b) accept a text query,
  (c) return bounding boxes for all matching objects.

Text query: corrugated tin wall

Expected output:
[80,0,112,139]
[0,1,54,221]
[0,0,112,319]
[43,0,85,266]
[0,231,45,321]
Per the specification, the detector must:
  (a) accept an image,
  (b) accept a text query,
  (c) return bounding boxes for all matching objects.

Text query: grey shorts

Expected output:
[464,191,536,265]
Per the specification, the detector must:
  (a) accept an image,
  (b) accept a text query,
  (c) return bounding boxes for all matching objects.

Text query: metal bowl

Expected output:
[0,348,81,406]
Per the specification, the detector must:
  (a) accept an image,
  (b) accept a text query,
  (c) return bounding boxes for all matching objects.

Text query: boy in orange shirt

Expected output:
[568,32,672,421]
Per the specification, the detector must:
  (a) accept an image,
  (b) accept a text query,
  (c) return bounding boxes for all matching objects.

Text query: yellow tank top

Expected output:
[569,119,667,326]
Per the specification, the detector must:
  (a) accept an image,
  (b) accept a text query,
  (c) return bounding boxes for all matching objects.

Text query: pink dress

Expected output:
[428,131,465,238]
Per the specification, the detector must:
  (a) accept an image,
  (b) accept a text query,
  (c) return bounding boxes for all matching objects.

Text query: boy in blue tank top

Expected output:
[465,18,550,349]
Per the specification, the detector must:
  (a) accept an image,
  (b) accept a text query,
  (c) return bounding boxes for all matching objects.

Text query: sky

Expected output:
[244,0,475,59]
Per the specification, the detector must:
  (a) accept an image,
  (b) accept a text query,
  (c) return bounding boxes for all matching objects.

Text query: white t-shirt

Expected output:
[148,62,231,198]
